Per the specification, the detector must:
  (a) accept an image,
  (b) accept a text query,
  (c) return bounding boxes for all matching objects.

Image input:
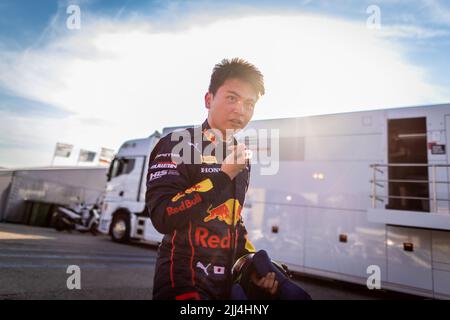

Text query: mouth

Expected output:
[229,119,243,127]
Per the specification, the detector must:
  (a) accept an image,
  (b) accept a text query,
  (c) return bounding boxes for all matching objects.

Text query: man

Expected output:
[146,58,278,300]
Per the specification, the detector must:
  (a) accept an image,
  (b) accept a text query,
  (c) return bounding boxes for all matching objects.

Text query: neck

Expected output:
[206,118,234,142]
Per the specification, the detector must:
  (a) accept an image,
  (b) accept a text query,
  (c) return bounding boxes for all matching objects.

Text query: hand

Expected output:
[250,271,278,295]
[221,143,248,180]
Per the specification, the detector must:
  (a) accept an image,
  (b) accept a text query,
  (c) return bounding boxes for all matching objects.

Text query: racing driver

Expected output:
[146,58,278,300]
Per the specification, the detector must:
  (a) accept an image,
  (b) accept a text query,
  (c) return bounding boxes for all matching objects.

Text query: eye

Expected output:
[245,102,255,110]
[227,95,237,103]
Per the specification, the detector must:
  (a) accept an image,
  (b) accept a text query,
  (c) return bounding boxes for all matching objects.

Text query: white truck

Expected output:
[98,126,186,243]
[99,103,450,298]
[98,131,160,243]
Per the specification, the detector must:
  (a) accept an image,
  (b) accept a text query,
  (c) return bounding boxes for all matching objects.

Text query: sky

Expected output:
[0,0,449,168]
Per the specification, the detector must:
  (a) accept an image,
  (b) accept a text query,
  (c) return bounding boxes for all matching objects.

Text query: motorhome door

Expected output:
[386,117,429,212]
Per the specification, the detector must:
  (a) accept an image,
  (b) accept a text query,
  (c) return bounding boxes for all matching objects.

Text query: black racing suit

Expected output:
[146,119,255,300]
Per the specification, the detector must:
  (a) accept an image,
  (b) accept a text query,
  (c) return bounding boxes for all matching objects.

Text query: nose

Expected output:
[232,99,245,115]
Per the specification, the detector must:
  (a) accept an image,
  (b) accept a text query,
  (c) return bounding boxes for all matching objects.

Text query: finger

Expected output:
[225,148,239,163]
[261,272,272,282]
[258,276,268,289]
[234,144,246,154]
[235,150,247,164]
[266,273,276,289]
[257,276,265,287]
[270,280,278,295]
[267,273,276,288]
[229,143,245,150]
[269,273,276,286]
[244,149,253,160]
[263,276,273,289]
[226,150,246,165]
[251,272,262,285]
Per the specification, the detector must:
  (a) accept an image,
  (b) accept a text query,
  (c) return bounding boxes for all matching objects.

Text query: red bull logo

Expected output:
[166,193,202,216]
[171,178,213,202]
[204,199,242,226]
[194,227,238,249]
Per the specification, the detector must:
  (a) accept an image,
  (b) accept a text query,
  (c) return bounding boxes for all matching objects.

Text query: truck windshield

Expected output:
[107,158,136,181]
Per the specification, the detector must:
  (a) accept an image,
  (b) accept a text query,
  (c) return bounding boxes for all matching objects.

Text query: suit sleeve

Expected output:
[145,136,232,234]
[235,164,256,260]
[235,220,256,261]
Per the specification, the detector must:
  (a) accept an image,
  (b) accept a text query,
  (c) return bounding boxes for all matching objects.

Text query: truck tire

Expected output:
[54,217,66,231]
[111,213,130,243]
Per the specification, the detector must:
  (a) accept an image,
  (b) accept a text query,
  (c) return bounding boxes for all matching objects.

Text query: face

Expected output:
[205,78,258,139]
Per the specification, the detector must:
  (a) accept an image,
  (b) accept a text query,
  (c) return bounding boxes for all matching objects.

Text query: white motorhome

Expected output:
[99,104,450,298]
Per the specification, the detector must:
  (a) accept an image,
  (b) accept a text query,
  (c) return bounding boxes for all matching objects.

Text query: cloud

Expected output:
[0,10,448,167]
[422,0,450,26]
[379,24,450,39]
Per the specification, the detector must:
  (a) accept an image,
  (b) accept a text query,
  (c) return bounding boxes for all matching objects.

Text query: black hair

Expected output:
[208,58,265,98]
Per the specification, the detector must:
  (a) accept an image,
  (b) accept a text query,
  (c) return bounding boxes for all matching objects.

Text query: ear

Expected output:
[204,92,212,110]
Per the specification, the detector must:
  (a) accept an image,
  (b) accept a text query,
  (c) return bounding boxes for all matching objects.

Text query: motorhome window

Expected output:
[279,137,305,161]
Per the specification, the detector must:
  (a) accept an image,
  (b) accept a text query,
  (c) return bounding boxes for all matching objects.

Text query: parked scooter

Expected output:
[52,200,100,235]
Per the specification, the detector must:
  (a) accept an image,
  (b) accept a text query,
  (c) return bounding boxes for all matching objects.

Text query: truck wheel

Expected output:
[54,217,66,231]
[90,223,99,236]
[111,213,130,243]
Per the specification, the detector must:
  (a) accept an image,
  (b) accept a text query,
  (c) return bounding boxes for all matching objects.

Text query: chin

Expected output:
[227,126,242,132]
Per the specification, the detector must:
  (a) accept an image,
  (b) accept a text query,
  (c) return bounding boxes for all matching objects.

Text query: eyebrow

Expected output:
[226,90,256,104]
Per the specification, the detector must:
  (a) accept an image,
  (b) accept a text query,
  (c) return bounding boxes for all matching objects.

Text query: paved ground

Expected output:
[0,223,420,300]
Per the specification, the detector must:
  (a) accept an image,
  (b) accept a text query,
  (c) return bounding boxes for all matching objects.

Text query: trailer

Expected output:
[0,166,107,226]
[98,103,450,298]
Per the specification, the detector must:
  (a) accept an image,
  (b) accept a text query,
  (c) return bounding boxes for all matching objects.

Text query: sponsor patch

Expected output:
[194,227,237,249]
[149,169,180,181]
[149,170,167,181]
[171,179,213,202]
[167,169,180,176]
[150,162,177,169]
[166,193,202,216]
[213,266,225,275]
[201,155,217,164]
[204,199,242,226]
[196,261,211,276]
[155,152,180,159]
[200,167,221,174]
[195,261,226,276]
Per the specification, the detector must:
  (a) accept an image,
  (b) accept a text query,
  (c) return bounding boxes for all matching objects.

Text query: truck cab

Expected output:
[98,131,162,243]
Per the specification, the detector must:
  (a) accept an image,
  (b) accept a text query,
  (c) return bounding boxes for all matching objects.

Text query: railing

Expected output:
[370,163,450,213]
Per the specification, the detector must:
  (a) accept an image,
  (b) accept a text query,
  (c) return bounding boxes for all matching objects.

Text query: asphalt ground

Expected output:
[0,223,420,300]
